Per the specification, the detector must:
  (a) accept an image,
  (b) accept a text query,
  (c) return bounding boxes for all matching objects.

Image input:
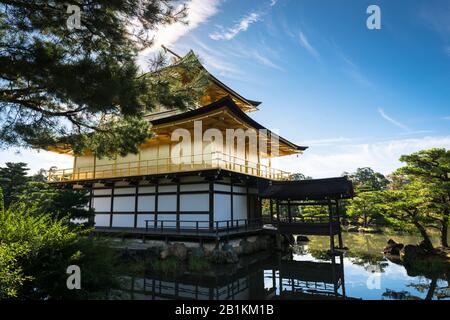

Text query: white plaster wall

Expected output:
[92,197,111,212]
[137,214,155,228]
[233,195,247,224]
[179,214,210,229]
[156,214,176,227]
[94,214,110,227]
[113,196,135,212]
[180,194,209,212]
[112,214,134,227]
[158,195,177,211]
[214,194,231,222]
[137,195,155,212]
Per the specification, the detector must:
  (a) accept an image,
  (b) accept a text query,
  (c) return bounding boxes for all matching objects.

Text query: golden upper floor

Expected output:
[46,51,307,182]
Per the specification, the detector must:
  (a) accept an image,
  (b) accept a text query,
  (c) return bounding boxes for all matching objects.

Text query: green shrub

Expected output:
[188,256,210,272]
[0,202,118,299]
[152,256,181,275]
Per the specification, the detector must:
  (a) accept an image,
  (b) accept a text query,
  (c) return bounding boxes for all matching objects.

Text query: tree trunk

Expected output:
[441,218,448,248]
[412,220,434,251]
[363,212,368,228]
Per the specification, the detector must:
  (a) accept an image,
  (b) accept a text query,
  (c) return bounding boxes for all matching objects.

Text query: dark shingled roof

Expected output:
[258,177,354,200]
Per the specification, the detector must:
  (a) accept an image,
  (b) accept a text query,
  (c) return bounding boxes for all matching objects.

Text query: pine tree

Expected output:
[0,186,4,213]
[0,162,30,208]
[0,1,208,158]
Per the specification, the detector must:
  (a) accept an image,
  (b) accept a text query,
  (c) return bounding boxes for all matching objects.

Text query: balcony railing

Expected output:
[144,218,264,235]
[47,151,291,182]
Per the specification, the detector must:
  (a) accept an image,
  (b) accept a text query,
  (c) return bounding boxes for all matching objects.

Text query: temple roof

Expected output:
[166,50,260,113]
[149,96,307,157]
[258,177,354,200]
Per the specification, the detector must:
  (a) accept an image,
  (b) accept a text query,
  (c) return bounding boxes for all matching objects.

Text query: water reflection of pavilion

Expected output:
[110,253,348,300]
[269,254,346,300]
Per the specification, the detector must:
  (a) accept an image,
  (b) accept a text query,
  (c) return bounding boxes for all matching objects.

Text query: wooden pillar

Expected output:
[109,184,115,228]
[134,184,139,228]
[154,181,159,229]
[276,200,281,224]
[176,180,180,232]
[336,200,343,249]
[246,184,250,220]
[328,199,335,254]
[93,155,97,179]
[287,199,292,223]
[230,182,234,222]
[73,156,78,180]
[269,199,274,223]
[88,188,94,225]
[209,181,214,230]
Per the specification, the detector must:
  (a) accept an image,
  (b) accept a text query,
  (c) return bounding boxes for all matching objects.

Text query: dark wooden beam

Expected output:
[176,181,181,232]
[209,181,214,231]
[328,199,335,253]
[134,185,139,228]
[336,200,343,249]
[109,184,115,228]
[230,182,234,222]
[154,181,159,229]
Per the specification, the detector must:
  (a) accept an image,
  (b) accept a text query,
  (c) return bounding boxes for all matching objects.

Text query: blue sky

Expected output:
[1,0,449,177]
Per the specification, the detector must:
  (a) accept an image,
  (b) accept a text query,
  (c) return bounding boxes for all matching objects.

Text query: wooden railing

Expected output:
[47,152,291,182]
[144,218,264,235]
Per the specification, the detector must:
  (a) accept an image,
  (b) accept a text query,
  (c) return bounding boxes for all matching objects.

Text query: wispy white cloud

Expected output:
[301,137,359,147]
[233,48,284,71]
[332,42,374,88]
[444,116,450,120]
[140,0,221,56]
[274,136,450,178]
[378,108,410,131]
[418,4,450,56]
[298,31,320,60]
[270,0,277,6]
[210,12,260,41]
[419,4,450,38]
[341,54,373,87]
[250,51,284,71]
[186,37,244,78]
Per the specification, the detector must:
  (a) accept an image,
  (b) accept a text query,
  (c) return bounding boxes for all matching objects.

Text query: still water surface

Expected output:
[110,232,449,300]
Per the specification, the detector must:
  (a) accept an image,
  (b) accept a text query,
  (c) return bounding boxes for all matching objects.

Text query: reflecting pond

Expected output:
[106,232,449,300]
